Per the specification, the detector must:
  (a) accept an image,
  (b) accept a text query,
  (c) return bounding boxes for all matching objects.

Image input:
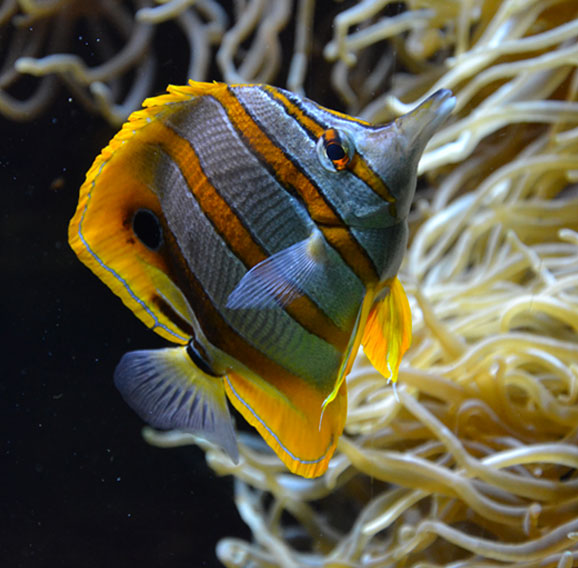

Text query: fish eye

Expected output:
[132,209,163,250]
[316,128,354,172]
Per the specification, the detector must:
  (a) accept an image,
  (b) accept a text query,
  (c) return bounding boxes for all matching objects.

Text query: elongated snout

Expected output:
[394,89,456,156]
[354,89,456,219]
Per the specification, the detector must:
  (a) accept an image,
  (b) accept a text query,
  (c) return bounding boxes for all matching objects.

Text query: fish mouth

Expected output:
[396,89,456,150]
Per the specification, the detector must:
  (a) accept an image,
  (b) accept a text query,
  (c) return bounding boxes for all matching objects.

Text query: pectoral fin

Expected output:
[226,229,328,310]
[114,346,238,461]
[362,277,412,383]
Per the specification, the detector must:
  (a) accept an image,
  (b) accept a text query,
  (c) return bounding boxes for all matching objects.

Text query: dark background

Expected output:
[2,79,248,568]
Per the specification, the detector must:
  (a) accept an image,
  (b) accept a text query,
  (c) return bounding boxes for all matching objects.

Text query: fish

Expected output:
[69,81,455,478]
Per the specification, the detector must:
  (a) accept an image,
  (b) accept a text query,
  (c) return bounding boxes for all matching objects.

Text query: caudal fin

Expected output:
[114,346,238,461]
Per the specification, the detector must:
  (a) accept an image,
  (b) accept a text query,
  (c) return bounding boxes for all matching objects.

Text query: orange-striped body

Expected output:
[69,81,455,477]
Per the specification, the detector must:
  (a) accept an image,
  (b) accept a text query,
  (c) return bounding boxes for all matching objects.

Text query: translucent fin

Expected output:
[361,277,412,383]
[226,229,328,310]
[321,288,376,411]
[224,370,347,478]
[114,346,238,461]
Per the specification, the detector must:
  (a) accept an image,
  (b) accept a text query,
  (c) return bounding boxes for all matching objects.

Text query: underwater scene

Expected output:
[4,1,578,566]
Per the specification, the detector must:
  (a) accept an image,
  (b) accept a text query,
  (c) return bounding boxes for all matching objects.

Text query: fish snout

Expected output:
[394,89,456,154]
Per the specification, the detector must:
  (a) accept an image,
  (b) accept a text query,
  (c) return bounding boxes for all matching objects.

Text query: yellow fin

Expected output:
[68,83,234,344]
[321,288,376,411]
[362,277,412,383]
[140,80,223,112]
[68,89,202,344]
[224,370,347,478]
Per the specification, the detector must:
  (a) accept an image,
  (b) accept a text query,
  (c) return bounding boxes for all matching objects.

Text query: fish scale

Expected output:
[168,98,312,255]
[156,145,336,384]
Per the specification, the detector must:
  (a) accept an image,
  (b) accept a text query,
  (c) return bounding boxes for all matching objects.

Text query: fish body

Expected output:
[69,81,455,477]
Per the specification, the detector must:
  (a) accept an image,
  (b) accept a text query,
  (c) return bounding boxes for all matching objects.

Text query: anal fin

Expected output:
[114,346,238,461]
[224,370,347,478]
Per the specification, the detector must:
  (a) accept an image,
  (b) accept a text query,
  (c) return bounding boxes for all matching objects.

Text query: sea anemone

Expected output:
[1,0,228,123]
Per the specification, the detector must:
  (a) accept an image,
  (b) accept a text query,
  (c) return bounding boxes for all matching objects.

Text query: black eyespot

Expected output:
[132,209,163,250]
[186,340,221,377]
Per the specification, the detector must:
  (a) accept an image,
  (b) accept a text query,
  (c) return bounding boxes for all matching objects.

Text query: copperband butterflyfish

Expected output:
[69,81,455,478]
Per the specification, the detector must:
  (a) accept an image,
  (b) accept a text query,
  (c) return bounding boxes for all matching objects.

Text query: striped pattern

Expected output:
[259,85,396,204]
[232,85,405,276]
[68,80,434,477]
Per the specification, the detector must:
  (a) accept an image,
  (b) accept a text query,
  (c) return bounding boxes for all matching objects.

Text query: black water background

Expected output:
[2,92,248,567]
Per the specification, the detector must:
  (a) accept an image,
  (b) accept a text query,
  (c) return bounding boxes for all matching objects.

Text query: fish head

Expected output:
[354,89,456,221]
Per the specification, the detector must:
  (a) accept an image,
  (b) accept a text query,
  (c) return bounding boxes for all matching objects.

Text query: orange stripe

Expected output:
[155,120,265,267]
[262,86,396,205]
[214,85,379,285]
[143,118,351,351]
[261,85,326,138]
[348,154,396,207]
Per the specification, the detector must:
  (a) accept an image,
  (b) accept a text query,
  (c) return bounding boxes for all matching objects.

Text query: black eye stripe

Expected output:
[132,209,163,250]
